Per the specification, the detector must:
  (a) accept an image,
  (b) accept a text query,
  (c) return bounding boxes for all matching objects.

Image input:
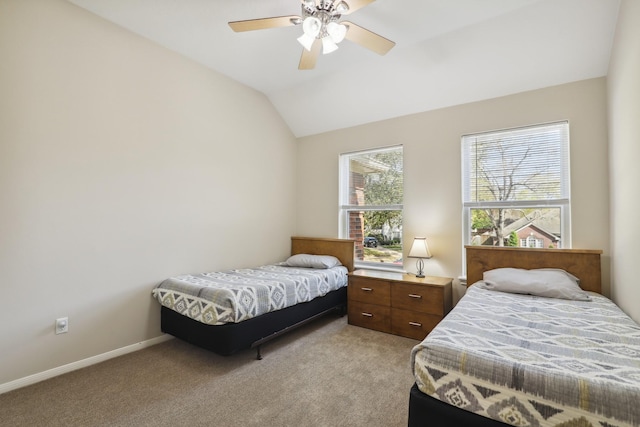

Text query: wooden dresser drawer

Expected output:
[348,301,391,333]
[391,283,445,315]
[348,277,391,306]
[391,308,442,340]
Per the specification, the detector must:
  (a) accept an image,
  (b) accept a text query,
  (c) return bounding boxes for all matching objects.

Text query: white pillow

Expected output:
[478,267,591,301]
[284,254,342,269]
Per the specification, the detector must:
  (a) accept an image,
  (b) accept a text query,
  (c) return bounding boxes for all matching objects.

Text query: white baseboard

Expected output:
[0,334,173,395]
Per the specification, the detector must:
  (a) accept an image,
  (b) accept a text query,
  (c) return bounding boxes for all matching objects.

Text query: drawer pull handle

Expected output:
[361,312,373,317]
[408,294,422,299]
[361,287,373,292]
[409,322,422,327]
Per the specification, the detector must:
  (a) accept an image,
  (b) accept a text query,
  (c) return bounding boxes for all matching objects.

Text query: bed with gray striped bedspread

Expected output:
[411,285,640,427]
[152,264,348,326]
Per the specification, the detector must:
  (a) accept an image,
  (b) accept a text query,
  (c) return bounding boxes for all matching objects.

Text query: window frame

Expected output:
[461,121,572,252]
[339,145,404,270]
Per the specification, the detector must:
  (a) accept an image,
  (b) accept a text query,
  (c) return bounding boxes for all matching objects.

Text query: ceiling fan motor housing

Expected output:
[301,0,347,19]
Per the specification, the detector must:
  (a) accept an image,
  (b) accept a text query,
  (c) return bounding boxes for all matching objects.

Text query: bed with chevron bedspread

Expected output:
[410,283,640,427]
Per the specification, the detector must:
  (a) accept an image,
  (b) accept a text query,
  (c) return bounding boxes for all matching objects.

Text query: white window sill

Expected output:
[354,263,406,274]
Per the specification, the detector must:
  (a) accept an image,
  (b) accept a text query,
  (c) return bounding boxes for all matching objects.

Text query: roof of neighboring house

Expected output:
[503,213,560,240]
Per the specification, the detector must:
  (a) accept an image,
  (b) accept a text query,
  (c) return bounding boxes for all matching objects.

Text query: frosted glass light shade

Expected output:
[335,1,349,14]
[297,33,316,51]
[322,36,338,54]
[302,16,321,37]
[327,22,347,43]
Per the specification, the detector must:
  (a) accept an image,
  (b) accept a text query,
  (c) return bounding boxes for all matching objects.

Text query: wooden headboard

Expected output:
[291,236,356,272]
[466,246,603,293]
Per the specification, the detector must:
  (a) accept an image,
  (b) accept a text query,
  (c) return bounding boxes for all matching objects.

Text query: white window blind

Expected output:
[463,121,570,205]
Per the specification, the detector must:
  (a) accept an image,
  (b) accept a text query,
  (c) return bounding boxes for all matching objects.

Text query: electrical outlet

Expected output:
[55,317,68,334]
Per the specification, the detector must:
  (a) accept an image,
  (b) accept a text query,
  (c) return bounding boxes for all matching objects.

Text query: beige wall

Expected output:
[296,78,611,302]
[607,0,640,323]
[0,0,297,386]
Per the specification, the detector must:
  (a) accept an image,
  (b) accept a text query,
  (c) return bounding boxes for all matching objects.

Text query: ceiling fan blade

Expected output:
[341,0,376,15]
[229,15,301,32]
[342,21,395,55]
[298,39,322,70]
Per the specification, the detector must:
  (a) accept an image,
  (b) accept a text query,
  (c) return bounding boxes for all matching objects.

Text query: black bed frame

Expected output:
[408,384,508,427]
[161,286,347,360]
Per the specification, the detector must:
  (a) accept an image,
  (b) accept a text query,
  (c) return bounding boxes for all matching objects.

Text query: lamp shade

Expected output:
[408,237,432,259]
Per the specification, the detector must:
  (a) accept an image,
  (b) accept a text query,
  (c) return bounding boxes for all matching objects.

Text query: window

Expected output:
[339,146,403,268]
[522,235,544,248]
[462,121,570,249]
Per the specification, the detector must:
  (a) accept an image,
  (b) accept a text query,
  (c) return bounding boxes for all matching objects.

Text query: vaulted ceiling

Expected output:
[67,0,621,137]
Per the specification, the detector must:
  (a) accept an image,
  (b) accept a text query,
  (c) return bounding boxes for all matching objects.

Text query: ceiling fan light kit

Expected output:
[228,0,395,70]
[297,3,348,54]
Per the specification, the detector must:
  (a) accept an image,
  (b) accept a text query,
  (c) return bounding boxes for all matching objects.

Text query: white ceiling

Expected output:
[67,0,620,137]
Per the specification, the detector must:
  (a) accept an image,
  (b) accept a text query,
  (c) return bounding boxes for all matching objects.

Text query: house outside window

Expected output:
[339,146,403,268]
[462,121,571,249]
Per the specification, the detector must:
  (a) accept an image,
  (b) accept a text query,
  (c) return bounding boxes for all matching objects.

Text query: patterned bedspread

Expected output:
[152,264,348,325]
[411,285,640,427]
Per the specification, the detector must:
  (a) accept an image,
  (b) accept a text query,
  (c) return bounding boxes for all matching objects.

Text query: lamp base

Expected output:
[415,258,425,278]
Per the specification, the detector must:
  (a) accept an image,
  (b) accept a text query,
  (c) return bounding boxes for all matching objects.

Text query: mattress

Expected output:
[152,264,348,326]
[411,285,640,427]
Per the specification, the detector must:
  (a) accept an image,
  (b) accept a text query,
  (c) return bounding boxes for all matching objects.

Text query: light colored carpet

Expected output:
[0,315,418,426]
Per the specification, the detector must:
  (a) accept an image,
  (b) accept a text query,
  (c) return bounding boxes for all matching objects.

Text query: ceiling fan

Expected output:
[228,0,395,70]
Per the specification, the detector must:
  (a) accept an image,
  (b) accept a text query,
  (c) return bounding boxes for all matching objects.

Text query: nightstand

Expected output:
[347,270,453,340]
